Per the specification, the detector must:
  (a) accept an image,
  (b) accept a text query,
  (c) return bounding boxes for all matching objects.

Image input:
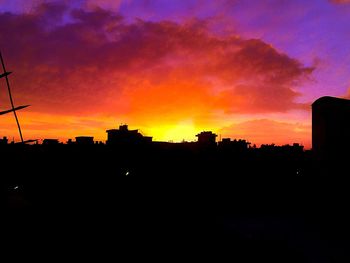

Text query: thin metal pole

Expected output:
[0,51,24,143]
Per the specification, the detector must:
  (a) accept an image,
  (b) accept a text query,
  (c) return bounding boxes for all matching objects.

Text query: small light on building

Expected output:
[13,185,19,190]
[125,171,130,176]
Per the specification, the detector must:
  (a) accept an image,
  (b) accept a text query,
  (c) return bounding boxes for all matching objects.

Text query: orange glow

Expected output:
[147,121,206,142]
[0,6,314,147]
[0,110,311,149]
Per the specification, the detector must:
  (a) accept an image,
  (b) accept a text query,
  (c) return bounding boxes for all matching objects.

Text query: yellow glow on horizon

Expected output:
[146,121,204,142]
[0,110,311,148]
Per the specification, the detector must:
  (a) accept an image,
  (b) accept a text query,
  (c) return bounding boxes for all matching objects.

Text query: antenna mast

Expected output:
[0,51,24,143]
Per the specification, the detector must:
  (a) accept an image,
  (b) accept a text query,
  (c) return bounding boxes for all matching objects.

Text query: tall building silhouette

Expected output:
[312,96,350,160]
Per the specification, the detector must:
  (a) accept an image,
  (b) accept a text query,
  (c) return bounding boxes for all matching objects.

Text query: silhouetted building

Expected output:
[0,136,8,145]
[75,136,94,145]
[290,143,304,153]
[196,131,217,143]
[196,131,217,148]
[106,124,152,146]
[312,96,350,160]
[218,138,250,152]
[42,139,59,145]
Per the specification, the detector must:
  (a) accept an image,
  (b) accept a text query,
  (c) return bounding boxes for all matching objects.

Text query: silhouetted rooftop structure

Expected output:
[196,131,217,145]
[312,96,350,161]
[106,124,152,146]
[42,139,59,145]
[218,138,250,152]
[0,136,8,145]
[75,136,94,145]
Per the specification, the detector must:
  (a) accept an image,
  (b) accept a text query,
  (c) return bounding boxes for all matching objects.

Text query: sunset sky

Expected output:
[1,0,350,147]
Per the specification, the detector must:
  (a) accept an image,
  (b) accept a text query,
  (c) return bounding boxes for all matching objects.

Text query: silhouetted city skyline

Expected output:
[2,1,350,261]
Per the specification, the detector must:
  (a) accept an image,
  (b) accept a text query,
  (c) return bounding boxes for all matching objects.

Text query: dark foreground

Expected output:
[1,144,349,262]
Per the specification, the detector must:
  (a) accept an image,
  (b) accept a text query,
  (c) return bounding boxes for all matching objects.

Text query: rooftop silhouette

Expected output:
[312,96,350,159]
[1,95,350,262]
